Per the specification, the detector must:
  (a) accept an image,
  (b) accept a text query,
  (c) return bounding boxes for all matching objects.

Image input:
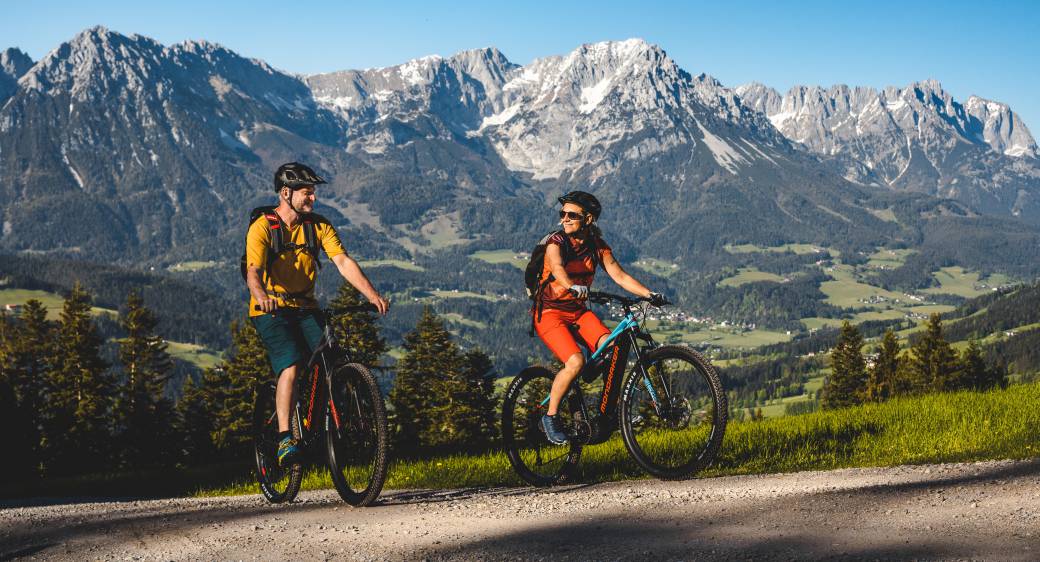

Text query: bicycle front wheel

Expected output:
[619,345,727,480]
[501,366,584,487]
[254,383,303,503]
[325,363,389,506]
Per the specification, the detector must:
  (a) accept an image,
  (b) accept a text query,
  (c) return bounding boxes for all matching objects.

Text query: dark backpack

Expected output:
[240,206,322,284]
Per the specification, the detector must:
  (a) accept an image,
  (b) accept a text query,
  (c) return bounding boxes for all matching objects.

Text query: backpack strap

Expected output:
[301,215,322,270]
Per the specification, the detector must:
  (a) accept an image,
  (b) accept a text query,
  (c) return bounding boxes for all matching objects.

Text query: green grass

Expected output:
[723,243,830,255]
[653,325,793,349]
[820,265,909,308]
[865,248,915,269]
[429,290,498,302]
[359,259,425,272]
[867,207,899,223]
[469,250,528,271]
[166,341,222,370]
[168,260,222,272]
[442,312,488,330]
[922,267,1012,299]
[197,382,1040,496]
[630,258,681,278]
[717,268,786,288]
[0,288,117,319]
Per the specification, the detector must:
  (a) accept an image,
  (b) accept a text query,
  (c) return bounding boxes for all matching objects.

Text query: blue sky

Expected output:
[5,0,1039,130]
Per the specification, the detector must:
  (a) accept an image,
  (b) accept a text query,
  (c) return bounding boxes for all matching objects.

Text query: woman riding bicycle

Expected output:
[535,191,666,444]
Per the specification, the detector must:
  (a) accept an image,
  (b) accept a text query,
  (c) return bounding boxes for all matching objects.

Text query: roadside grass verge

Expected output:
[197,381,1040,497]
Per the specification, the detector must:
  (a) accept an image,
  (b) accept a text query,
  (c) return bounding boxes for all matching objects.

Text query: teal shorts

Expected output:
[251,309,325,375]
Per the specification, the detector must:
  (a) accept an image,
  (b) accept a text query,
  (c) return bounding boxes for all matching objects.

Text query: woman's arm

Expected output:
[546,243,576,289]
[602,253,652,298]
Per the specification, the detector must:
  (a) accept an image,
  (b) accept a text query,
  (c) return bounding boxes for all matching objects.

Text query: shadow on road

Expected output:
[378,482,600,506]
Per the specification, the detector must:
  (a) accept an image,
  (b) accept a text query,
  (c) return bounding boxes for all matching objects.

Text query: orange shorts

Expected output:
[534,307,611,363]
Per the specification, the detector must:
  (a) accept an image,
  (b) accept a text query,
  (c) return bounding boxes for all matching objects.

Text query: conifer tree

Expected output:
[461,349,499,447]
[0,300,53,480]
[822,321,867,409]
[907,314,960,393]
[390,307,460,451]
[45,284,112,473]
[116,291,177,468]
[210,321,268,457]
[959,340,1003,391]
[175,374,216,463]
[328,283,387,365]
[865,330,900,402]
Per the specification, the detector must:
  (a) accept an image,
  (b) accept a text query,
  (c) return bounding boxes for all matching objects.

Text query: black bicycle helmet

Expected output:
[558,191,602,220]
[274,162,327,192]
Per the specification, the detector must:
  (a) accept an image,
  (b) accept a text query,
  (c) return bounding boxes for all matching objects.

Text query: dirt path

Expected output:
[3,459,1039,561]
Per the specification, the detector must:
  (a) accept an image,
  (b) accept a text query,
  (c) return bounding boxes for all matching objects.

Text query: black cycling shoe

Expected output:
[540,414,569,445]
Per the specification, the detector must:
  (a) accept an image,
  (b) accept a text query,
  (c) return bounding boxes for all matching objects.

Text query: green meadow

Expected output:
[198,381,1040,496]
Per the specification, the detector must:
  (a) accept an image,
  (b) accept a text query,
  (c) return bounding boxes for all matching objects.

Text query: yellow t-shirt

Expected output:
[245,213,346,317]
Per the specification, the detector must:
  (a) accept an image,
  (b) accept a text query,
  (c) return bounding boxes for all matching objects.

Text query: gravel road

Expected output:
[3,459,1039,561]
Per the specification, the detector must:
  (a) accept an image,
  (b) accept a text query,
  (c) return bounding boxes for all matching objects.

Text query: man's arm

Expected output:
[330,253,390,315]
[247,266,277,312]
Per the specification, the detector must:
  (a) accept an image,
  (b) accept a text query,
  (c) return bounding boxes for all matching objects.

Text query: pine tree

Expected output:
[390,307,461,451]
[959,340,1003,391]
[45,284,112,474]
[822,321,867,409]
[907,314,960,393]
[328,283,388,366]
[865,330,900,402]
[461,349,500,447]
[116,291,177,469]
[174,374,215,464]
[210,321,268,457]
[0,300,53,481]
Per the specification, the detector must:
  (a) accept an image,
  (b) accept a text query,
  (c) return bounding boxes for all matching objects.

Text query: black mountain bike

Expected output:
[253,305,389,505]
[503,291,727,486]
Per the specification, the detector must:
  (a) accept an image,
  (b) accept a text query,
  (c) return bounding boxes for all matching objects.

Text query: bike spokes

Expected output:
[620,346,727,480]
[326,364,389,507]
[502,367,583,487]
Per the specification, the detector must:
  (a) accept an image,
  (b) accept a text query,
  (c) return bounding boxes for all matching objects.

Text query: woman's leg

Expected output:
[548,352,584,415]
[533,308,584,416]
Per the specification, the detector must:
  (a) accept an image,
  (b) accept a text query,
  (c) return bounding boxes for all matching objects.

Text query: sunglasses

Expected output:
[559,210,586,221]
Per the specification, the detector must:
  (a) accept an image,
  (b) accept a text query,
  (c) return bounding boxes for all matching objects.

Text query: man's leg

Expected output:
[275,363,299,433]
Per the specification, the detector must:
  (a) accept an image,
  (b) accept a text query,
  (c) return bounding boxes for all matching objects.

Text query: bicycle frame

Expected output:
[272,310,357,448]
[539,299,664,445]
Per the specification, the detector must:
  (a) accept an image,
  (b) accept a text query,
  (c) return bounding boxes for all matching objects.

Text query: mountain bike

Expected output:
[502,291,727,486]
[253,305,389,505]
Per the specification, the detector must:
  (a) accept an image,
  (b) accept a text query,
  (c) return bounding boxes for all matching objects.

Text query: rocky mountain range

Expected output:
[736,81,1040,219]
[1,27,1038,283]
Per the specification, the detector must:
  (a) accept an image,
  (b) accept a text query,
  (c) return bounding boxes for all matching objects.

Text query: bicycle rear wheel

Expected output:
[254,383,303,503]
[619,345,727,480]
[325,363,389,506]
[502,366,584,487]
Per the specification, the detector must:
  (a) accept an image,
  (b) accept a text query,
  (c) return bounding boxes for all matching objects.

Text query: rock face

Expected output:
[0,27,1037,270]
[736,80,1040,220]
[0,48,33,103]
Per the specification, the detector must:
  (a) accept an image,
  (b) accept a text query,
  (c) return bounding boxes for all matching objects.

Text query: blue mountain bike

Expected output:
[502,291,727,486]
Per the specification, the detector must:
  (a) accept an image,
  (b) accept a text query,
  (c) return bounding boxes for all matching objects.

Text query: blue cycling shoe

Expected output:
[277,436,301,467]
[540,414,569,445]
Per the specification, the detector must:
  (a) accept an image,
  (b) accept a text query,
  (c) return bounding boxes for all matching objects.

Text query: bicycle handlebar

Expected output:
[587,291,670,308]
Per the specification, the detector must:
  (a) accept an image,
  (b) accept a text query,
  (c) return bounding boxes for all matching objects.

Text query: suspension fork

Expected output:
[629,333,667,415]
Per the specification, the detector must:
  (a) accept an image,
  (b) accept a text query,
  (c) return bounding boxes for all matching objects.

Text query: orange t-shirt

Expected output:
[538,232,612,311]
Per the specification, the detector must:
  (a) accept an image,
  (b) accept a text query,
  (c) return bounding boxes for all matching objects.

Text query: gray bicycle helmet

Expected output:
[274,162,327,192]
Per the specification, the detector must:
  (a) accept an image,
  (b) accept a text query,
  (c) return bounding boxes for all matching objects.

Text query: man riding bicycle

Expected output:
[533,191,665,444]
[245,162,389,467]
